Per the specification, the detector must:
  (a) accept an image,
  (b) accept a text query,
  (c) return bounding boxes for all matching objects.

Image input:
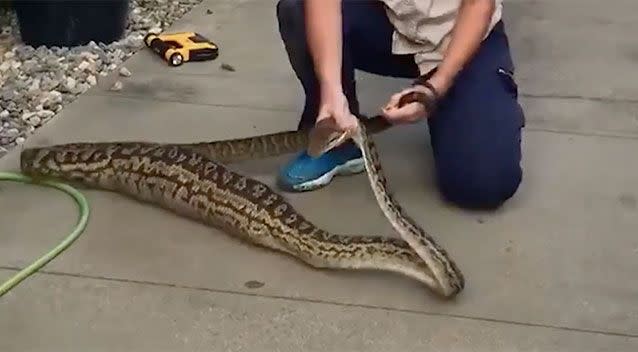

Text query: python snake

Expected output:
[18,114,464,298]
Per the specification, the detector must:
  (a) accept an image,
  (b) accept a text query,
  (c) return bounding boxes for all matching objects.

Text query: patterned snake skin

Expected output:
[18,114,464,297]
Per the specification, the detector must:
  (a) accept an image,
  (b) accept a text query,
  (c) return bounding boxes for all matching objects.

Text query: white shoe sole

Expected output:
[292,158,365,192]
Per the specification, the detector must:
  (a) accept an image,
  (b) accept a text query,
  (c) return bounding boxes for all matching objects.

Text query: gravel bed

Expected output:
[0,0,204,158]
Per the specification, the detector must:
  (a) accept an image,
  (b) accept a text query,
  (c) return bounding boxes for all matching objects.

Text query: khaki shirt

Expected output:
[380,0,503,74]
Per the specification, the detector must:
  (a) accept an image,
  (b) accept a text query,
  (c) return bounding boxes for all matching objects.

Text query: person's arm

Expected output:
[383,0,496,122]
[305,0,342,92]
[428,0,495,95]
[304,0,358,131]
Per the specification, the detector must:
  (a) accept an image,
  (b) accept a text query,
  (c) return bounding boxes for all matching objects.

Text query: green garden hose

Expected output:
[0,171,90,297]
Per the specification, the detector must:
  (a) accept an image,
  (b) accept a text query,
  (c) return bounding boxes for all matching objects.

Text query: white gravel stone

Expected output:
[110,80,124,91]
[119,66,132,77]
[0,0,205,158]
[87,74,97,86]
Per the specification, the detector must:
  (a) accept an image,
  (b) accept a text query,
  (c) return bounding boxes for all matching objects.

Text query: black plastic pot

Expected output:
[13,0,129,47]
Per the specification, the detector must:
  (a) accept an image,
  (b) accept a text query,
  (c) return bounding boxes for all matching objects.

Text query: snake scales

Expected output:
[18,113,464,298]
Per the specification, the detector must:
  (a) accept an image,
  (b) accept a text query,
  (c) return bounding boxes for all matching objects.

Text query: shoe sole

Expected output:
[288,158,365,192]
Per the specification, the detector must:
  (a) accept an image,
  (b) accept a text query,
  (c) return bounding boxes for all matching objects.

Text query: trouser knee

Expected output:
[276,0,311,75]
[276,0,305,41]
[437,165,523,210]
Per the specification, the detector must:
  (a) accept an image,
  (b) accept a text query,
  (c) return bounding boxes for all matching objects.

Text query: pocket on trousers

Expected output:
[496,67,525,127]
[497,67,519,98]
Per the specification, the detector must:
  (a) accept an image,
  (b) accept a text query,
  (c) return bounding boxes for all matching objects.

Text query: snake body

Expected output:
[18,115,464,297]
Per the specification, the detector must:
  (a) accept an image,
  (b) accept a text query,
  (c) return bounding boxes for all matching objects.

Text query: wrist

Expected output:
[428,71,455,96]
[412,72,452,98]
[314,59,342,94]
[319,80,343,98]
[413,65,456,98]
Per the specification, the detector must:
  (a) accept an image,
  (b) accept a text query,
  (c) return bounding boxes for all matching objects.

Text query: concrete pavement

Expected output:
[1,0,637,350]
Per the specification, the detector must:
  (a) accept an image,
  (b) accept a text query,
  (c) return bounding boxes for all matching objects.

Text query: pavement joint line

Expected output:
[521,93,638,104]
[87,71,638,104]
[2,265,637,340]
[86,69,638,104]
[93,70,297,80]
[82,93,638,141]
[521,127,638,141]
[87,92,300,113]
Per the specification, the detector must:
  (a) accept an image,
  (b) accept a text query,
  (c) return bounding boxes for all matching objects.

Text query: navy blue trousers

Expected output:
[276,0,525,209]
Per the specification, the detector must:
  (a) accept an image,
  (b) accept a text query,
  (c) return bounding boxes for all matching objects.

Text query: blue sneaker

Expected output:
[277,141,364,192]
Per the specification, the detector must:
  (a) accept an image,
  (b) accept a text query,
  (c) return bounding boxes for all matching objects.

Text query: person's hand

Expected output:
[316,85,358,132]
[381,74,448,124]
[381,85,431,124]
